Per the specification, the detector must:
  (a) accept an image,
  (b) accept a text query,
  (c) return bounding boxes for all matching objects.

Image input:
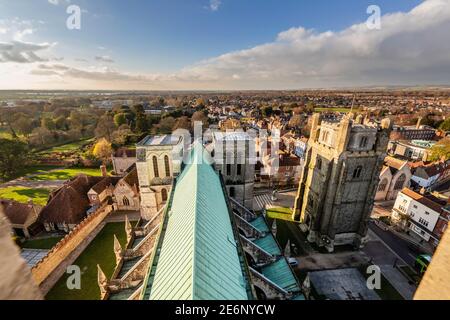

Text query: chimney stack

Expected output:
[416,117,423,129]
[100,165,108,177]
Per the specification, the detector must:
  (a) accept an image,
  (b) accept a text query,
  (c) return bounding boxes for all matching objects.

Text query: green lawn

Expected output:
[38,138,95,155]
[21,236,64,250]
[0,165,61,183]
[30,168,103,181]
[266,207,295,222]
[0,186,50,205]
[45,222,127,300]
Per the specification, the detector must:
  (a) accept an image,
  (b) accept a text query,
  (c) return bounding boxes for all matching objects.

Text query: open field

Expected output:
[45,222,127,300]
[29,168,103,181]
[38,138,95,155]
[0,186,50,205]
[0,165,60,183]
[21,236,64,250]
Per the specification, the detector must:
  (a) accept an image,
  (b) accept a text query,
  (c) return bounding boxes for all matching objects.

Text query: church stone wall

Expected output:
[31,204,112,295]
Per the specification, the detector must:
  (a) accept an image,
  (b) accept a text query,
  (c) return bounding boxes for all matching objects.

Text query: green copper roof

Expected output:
[261,259,300,293]
[145,142,250,300]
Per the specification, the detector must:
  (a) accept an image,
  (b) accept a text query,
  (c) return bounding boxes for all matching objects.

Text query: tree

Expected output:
[429,138,450,161]
[29,127,55,146]
[191,110,208,129]
[132,104,148,133]
[305,102,315,114]
[112,125,133,146]
[92,138,112,164]
[41,117,56,131]
[158,116,176,134]
[95,114,116,141]
[114,113,127,127]
[54,116,69,131]
[0,139,29,181]
[289,114,303,128]
[173,116,191,130]
[262,106,273,117]
[439,118,450,132]
[13,116,34,137]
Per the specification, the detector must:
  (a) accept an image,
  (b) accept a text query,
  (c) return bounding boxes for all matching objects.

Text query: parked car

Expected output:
[288,257,298,267]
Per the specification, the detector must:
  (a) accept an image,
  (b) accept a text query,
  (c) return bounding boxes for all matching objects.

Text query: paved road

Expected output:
[369,221,423,267]
[0,179,65,189]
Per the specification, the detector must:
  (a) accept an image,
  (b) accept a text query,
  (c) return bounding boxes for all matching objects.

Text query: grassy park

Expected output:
[21,236,64,250]
[29,167,103,181]
[0,186,50,206]
[38,138,95,155]
[45,222,127,300]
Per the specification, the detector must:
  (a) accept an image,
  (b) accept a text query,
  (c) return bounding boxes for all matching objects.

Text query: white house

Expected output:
[391,188,444,242]
[411,160,450,190]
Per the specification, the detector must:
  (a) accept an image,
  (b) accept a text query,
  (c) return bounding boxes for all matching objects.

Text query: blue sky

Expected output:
[0,0,449,90]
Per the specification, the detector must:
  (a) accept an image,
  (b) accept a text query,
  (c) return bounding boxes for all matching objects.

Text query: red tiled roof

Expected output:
[113,148,136,158]
[0,199,40,225]
[39,175,103,225]
[401,188,446,213]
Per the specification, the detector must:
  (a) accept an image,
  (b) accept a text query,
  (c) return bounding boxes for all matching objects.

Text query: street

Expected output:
[368,220,423,267]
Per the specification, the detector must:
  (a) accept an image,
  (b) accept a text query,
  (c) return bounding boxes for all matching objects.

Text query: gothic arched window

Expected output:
[161,188,168,202]
[123,196,130,206]
[378,178,388,192]
[394,174,406,191]
[164,155,171,177]
[153,156,159,178]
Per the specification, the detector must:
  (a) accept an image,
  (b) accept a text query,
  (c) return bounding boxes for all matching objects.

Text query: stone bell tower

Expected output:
[293,113,392,252]
[136,135,183,220]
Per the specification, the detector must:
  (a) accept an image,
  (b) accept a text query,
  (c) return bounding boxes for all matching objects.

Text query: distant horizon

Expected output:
[1,0,450,90]
[1,84,450,94]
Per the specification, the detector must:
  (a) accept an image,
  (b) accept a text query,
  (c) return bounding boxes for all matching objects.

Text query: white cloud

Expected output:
[16,0,450,89]
[0,40,55,63]
[95,55,115,63]
[48,0,71,6]
[209,0,221,12]
[174,0,450,89]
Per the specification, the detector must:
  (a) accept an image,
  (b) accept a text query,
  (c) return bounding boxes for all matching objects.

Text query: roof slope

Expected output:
[40,175,102,224]
[146,142,249,300]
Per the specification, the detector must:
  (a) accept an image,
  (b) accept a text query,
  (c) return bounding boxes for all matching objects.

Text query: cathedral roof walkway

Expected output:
[229,198,304,300]
[141,142,254,300]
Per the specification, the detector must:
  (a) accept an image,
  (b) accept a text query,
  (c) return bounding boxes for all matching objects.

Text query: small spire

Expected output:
[97,264,108,298]
[125,215,133,244]
[113,235,123,265]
